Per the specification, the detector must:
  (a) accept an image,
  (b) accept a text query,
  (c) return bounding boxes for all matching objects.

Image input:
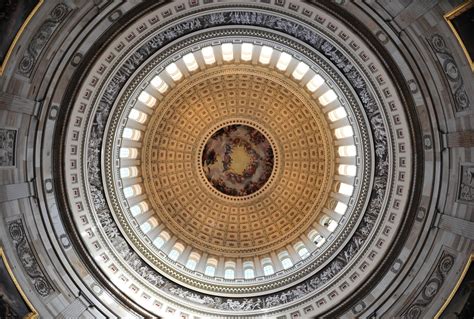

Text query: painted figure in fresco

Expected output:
[202,124,274,196]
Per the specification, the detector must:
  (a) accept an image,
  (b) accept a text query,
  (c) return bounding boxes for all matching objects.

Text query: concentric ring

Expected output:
[56,2,419,315]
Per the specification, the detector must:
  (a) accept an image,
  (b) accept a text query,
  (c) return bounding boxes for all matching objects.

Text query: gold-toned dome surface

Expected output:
[142,65,336,257]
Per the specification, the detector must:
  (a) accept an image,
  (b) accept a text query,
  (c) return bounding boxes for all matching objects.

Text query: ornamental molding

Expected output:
[115,66,336,257]
[80,13,389,308]
[400,250,456,319]
[8,219,55,297]
[17,3,72,76]
[94,25,377,297]
[429,34,470,113]
[56,2,416,316]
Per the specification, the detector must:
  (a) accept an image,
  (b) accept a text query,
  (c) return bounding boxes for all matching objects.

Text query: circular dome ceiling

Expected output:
[100,39,371,297]
[5,0,473,318]
[52,1,421,317]
[137,65,337,258]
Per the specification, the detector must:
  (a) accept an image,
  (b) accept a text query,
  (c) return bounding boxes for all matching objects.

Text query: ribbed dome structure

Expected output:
[0,1,472,318]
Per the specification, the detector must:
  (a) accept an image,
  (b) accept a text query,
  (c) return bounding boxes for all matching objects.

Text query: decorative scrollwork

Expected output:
[17,3,71,76]
[8,219,54,297]
[458,164,474,204]
[0,129,16,167]
[401,251,455,319]
[83,10,389,310]
[429,34,470,112]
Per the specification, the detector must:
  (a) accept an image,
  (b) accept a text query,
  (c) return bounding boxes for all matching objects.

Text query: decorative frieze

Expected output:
[0,128,16,167]
[59,1,416,316]
[84,10,389,310]
[458,164,474,204]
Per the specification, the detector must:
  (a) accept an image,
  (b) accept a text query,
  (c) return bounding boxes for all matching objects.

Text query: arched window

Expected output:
[259,46,273,64]
[338,145,356,157]
[138,91,156,108]
[308,229,325,247]
[241,43,253,61]
[306,74,324,92]
[150,75,168,93]
[201,46,215,64]
[298,247,309,259]
[128,109,148,124]
[318,89,338,106]
[244,268,255,279]
[338,182,354,196]
[205,265,216,276]
[123,184,142,198]
[122,128,142,141]
[276,52,291,71]
[224,268,234,279]
[327,107,347,122]
[130,201,148,216]
[168,243,184,261]
[153,237,165,248]
[185,252,200,270]
[278,251,293,269]
[186,259,197,271]
[165,63,183,81]
[263,264,274,275]
[294,242,310,259]
[334,125,354,139]
[334,201,348,215]
[119,147,138,159]
[261,258,274,276]
[320,215,338,232]
[292,61,309,80]
[130,205,141,216]
[243,261,255,279]
[204,258,218,276]
[140,217,158,234]
[224,261,236,279]
[120,166,139,178]
[183,53,198,71]
[221,43,233,61]
[338,164,357,176]
[168,249,180,261]
[153,231,170,249]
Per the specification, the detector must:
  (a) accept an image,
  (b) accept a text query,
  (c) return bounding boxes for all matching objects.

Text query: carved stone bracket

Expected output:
[401,251,456,318]
[17,3,71,76]
[0,128,16,167]
[429,34,470,113]
[8,219,54,297]
[458,164,474,204]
